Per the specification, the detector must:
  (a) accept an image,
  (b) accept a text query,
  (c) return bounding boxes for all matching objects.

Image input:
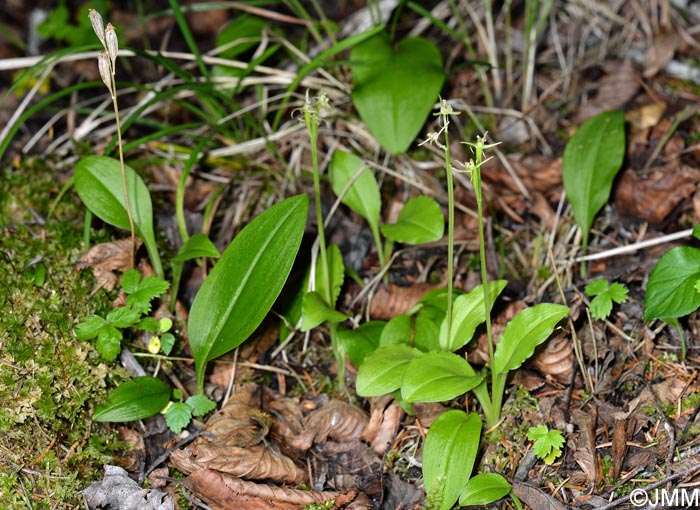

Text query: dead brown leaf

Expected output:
[74,238,141,292]
[182,469,351,510]
[531,334,573,383]
[511,481,565,510]
[572,407,598,489]
[369,283,443,320]
[575,60,639,122]
[644,31,680,78]
[292,400,369,451]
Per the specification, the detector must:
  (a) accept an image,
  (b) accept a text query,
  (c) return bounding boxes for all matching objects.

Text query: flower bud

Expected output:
[105,23,118,73]
[98,51,113,95]
[88,9,106,49]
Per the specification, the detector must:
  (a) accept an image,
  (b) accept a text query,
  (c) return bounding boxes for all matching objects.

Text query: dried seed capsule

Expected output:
[105,23,118,73]
[98,51,113,95]
[88,9,106,49]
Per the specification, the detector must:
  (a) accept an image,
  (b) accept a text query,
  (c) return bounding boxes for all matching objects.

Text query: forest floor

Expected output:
[2,1,700,509]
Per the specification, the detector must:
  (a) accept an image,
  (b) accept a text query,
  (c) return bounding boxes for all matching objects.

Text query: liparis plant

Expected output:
[355,101,569,509]
[644,224,700,360]
[73,11,308,432]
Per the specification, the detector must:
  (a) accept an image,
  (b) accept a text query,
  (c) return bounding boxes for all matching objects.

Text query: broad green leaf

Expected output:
[562,110,625,253]
[93,376,171,422]
[414,313,440,352]
[164,402,192,433]
[356,345,421,397]
[188,195,307,393]
[440,280,507,352]
[186,394,216,417]
[171,233,221,262]
[337,321,385,366]
[316,243,345,308]
[380,314,412,346]
[351,32,445,154]
[160,333,175,355]
[74,155,162,277]
[329,150,380,232]
[644,246,700,321]
[381,196,444,244]
[459,474,511,507]
[300,291,349,331]
[401,352,483,403]
[74,316,106,340]
[423,410,482,510]
[493,304,569,375]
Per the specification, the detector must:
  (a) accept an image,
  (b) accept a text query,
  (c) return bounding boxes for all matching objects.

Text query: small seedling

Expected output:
[527,425,565,465]
[585,278,629,321]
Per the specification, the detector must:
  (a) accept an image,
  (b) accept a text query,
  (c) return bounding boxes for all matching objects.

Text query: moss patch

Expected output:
[0,159,124,509]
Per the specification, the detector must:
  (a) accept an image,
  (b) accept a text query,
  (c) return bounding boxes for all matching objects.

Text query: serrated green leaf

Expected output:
[186,394,216,417]
[589,294,613,321]
[172,233,221,262]
[644,246,700,321]
[356,345,421,397]
[607,282,629,303]
[94,376,171,422]
[379,314,412,346]
[300,291,349,331]
[188,195,307,393]
[127,276,169,313]
[351,33,445,154]
[138,317,160,332]
[562,110,626,253]
[106,306,142,329]
[74,155,162,278]
[380,196,444,244]
[401,352,483,403]
[440,280,507,352]
[493,304,569,375]
[423,410,482,510]
[121,268,141,293]
[459,474,511,507]
[74,315,106,340]
[329,150,380,232]
[584,278,609,296]
[316,243,344,308]
[96,326,122,361]
[165,402,192,433]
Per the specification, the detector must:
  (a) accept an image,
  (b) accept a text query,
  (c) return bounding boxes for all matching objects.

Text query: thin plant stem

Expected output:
[443,122,455,349]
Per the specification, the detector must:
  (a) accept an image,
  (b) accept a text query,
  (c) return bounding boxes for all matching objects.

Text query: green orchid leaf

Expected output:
[188,195,307,393]
[440,280,507,352]
[74,155,162,278]
[316,243,345,309]
[379,314,412,346]
[351,32,445,154]
[329,150,380,233]
[644,246,700,321]
[381,196,444,244]
[93,376,171,422]
[401,352,483,403]
[300,291,349,331]
[337,321,385,366]
[493,304,569,375]
[356,345,421,397]
[423,410,482,510]
[459,473,511,507]
[413,312,440,352]
[562,110,626,254]
[172,233,221,262]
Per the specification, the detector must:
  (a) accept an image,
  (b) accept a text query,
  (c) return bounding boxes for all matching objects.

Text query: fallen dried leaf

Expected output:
[575,60,639,122]
[644,30,680,78]
[293,400,369,451]
[572,408,598,488]
[74,238,141,292]
[511,481,564,510]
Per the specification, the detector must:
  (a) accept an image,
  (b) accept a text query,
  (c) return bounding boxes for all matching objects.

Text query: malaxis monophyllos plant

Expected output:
[355,101,569,510]
[74,11,308,432]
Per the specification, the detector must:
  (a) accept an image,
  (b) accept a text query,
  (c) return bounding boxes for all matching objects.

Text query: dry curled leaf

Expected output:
[183,469,350,510]
[292,400,369,451]
[74,238,141,292]
[575,60,639,122]
[511,481,564,510]
[531,334,573,383]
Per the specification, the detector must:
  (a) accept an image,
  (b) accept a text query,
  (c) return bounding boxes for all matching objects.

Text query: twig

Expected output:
[568,229,694,263]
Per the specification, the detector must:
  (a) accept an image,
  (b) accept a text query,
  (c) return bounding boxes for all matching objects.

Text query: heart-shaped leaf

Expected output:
[493,304,569,375]
[300,291,349,331]
[379,314,412,346]
[562,110,625,254]
[74,155,163,277]
[188,195,307,393]
[401,352,483,403]
[459,473,511,507]
[337,321,385,366]
[93,376,171,422]
[351,32,445,154]
[172,233,220,262]
[423,410,482,510]
[381,196,444,244]
[644,246,700,321]
[329,150,380,232]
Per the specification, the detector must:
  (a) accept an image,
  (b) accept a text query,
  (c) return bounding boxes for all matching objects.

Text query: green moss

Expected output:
[0,158,125,508]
